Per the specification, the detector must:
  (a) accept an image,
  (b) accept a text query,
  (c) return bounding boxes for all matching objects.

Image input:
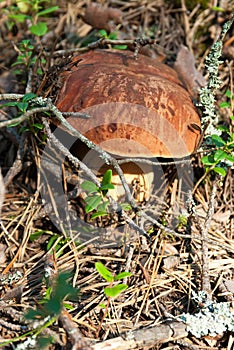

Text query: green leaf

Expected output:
[225,89,231,98]
[7,120,23,127]
[85,195,102,212]
[54,272,78,300]
[25,272,77,322]
[211,134,226,147]
[25,309,41,320]
[31,123,44,130]
[100,183,115,191]
[90,211,109,220]
[213,167,226,176]
[29,230,46,241]
[46,234,59,250]
[109,32,118,40]
[224,153,234,163]
[19,126,30,133]
[213,150,226,162]
[8,14,29,22]
[101,169,113,186]
[120,202,132,211]
[22,40,33,49]
[16,0,30,13]
[90,201,109,218]
[41,286,52,302]
[37,336,54,348]
[101,169,114,195]
[97,201,109,212]
[218,125,229,132]
[211,6,225,12]
[99,303,106,308]
[38,6,59,17]
[81,181,98,193]
[22,92,37,102]
[219,101,231,108]
[45,297,62,315]
[113,45,128,50]
[104,284,128,297]
[114,272,132,281]
[30,22,47,36]
[201,154,215,166]
[95,262,113,282]
[11,69,23,75]
[11,58,25,67]
[98,29,108,38]
[64,302,74,310]
[1,101,19,108]
[17,101,28,112]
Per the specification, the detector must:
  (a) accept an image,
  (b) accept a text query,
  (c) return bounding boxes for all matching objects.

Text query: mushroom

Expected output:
[55,49,201,201]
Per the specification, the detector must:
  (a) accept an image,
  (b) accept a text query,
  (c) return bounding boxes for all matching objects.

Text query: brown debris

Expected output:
[83,3,123,32]
[174,45,207,99]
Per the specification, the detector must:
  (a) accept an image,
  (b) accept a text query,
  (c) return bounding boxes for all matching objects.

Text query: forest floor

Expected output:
[0,1,234,349]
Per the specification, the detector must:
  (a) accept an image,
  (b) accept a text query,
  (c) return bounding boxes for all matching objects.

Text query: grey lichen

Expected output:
[179,291,234,338]
[199,15,234,136]
[15,336,37,350]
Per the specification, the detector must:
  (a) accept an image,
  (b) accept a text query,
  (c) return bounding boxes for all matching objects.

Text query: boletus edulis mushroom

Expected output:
[55,49,201,202]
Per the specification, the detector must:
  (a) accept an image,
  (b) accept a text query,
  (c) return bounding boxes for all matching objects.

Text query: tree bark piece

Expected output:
[92,321,188,350]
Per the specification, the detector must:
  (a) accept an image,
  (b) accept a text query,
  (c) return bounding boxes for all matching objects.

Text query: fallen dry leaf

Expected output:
[83,3,123,32]
[174,45,206,99]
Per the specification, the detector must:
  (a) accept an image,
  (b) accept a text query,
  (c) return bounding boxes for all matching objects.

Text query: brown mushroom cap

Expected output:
[55,49,201,158]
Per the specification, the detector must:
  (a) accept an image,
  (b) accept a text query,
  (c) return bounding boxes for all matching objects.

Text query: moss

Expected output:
[167,0,210,10]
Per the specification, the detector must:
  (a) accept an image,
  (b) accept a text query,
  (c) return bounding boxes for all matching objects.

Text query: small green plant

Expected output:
[11,39,46,76]
[0,272,78,349]
[30,229,82,257]
[12,39,36,71]
[1,93,45,133]
[199,15,234,177]
[81,169,115,219]
[3,1,58,77]
[95,261,131,336]
[4,0,59,37]
[201,130,234,176]
[176,214,188,230]
[26,272,77,319]
[201,90,234,176]
[95,261,131,299]
[3,92,37,115]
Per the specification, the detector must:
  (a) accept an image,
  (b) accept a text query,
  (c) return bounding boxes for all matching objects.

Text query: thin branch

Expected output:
[59,309,90,350]
[200,175,219,293]
[187,175,219,295]
[43,119,101,188]
[0,93,24,100]
[0,106,51,128]
[91,321,188,350]
[139,211,192,239]
[52,37,163,58]
[62,112,90,119]
[47,99,138,209]
[117,157,192,167]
